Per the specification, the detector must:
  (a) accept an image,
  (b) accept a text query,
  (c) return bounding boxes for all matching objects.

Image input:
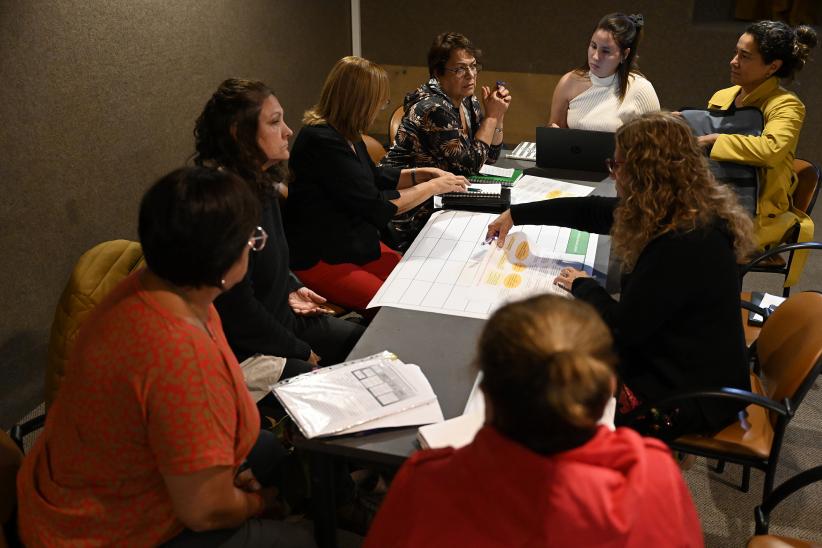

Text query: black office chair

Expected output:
[748,464,822,547]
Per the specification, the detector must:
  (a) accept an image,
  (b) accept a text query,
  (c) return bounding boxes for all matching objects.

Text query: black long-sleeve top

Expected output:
[215,197,310,362]
[511,196,750,431]
[285,124,401,270]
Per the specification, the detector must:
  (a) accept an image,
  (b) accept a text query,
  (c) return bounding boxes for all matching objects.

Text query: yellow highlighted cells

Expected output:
[512,263,526,272]
[545,190,564,199]
[515,241,530,261]
[503,273,522,288]
[486,271,502,285]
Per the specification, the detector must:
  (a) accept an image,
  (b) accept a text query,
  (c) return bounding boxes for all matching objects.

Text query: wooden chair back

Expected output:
[388,105,404,146]
[362,134,386,165]
[757,292,822,406]
[792,159,820,215]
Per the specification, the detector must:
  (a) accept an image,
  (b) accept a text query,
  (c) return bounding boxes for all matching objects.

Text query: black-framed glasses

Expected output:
[443,63,482,77]
[605,158,625,175]
[248,226,268,252]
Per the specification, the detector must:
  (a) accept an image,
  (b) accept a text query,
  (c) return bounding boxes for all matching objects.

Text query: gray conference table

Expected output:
[295,159,617,547]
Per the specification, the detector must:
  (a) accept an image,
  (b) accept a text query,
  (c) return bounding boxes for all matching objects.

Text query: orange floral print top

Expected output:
[16,270,259,547]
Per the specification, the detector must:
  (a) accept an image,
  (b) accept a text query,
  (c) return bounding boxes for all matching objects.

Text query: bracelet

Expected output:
[411,167,417,184]
[494,127,504,134]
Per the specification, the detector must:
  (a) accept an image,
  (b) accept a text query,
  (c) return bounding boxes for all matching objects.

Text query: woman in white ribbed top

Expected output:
[550,13,660,132]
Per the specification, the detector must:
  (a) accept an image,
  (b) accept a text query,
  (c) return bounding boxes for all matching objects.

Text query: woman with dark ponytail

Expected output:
[549,13,660,131]
[700,21,818,255]
[365,295,702,547]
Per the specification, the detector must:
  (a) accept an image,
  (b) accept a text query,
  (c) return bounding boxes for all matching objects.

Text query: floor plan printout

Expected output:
[368,209,599,320]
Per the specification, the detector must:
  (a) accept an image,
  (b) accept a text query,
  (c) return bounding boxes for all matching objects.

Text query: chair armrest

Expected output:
[9,413,46,452]
[740,241,822,277]
[622,387,792,425]
[755,464,822,534]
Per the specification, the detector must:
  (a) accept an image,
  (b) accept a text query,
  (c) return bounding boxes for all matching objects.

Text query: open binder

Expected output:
[271,351,443,439]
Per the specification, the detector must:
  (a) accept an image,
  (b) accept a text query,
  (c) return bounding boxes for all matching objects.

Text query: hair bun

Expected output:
[795,25,819,49]
[628,13,644,28]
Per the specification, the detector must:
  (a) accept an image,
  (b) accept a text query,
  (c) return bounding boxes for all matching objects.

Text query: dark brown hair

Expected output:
[575,13,645,101]
[139,167,260,288]
[745,20,818,81]
[427,32,481,78]
[478,295,616,455]
[193,78,281,198]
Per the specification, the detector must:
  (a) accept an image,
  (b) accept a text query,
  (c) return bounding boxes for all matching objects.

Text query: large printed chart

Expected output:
[368,209,599,319]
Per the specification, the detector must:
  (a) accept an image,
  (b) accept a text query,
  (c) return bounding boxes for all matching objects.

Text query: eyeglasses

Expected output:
[443,63,482,78]
[248,226,268,252]
[605,158,625,175]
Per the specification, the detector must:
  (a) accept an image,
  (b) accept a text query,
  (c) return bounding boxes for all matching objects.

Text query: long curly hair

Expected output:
[192,78,281,198]
[611,112,755,270]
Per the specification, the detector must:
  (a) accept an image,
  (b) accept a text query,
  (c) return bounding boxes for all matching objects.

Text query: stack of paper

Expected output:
[417,373,617,450]
[271,351,443,439]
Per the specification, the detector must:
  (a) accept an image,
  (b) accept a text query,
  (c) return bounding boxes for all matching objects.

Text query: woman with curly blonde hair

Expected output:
[487,111,754,438]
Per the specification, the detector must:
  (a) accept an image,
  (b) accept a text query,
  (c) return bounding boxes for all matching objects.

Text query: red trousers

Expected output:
[294,243,401,313]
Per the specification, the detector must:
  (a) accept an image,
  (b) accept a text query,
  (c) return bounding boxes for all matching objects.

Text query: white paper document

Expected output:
[511,175,595,205]
[271,352,442,438]
[479,164,515,178]
[367,210,598,319]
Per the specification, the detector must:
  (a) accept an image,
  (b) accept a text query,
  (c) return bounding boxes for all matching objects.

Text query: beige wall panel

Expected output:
[361,0,820,159]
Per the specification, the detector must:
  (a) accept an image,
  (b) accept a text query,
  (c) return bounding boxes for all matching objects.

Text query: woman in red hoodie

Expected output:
[365,294,703,547]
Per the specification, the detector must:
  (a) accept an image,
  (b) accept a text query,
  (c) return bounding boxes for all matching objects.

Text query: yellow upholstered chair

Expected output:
[46,240,145,409]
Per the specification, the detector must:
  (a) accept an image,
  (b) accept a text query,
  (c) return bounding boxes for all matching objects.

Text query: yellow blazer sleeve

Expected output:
[710,94,804,168]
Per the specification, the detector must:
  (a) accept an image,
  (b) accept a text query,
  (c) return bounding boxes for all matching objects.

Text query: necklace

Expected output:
[144,271,216,340]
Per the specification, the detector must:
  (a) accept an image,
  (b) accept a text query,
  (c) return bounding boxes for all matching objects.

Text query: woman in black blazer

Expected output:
[286,56,468,313]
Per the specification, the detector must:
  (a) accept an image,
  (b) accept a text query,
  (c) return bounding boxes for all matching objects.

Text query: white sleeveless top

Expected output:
[566,72,660,132]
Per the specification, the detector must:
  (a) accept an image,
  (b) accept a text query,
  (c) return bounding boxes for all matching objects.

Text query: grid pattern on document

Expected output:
[351,365,413,407]
[376,211,496,315]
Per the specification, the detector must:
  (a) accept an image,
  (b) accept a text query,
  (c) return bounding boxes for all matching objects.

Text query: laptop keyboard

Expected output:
[506,141,536,161]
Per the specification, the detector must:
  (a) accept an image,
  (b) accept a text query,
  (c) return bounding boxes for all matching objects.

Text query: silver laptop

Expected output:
[535,127,615,173]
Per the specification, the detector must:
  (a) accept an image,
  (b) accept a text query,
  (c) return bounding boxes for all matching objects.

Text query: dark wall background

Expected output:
[361,0,821,157]
[0,0,350,427]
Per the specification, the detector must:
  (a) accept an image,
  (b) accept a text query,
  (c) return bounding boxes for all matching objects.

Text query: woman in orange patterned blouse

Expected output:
[16,167,314,547]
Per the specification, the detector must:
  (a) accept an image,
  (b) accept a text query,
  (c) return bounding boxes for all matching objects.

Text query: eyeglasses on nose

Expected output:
[605,158,625,175]
[443,63,482,77]
[248,226,268,252]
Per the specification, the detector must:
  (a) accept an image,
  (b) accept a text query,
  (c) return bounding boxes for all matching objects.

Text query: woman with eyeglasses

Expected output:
[486,112,754,439]
[17,167,314,547]
[285,56,468,313]
[366,295,702,547]
[194,78,363,378]
[549,13,659,131]
[380,31,512,175]
[700,21,817,254]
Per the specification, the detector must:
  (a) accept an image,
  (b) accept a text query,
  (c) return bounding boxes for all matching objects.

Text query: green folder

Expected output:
[468,169,523,187]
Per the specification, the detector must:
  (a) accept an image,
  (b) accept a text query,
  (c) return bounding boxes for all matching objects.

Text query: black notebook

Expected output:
[441,186,511,213]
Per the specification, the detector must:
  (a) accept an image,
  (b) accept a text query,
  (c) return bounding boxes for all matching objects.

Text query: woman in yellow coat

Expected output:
[700,21,817,282]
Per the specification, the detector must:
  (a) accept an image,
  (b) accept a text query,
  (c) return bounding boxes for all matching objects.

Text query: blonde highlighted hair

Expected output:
[611,112,755,270]
[478,295,616,454]
[303,56,389,142]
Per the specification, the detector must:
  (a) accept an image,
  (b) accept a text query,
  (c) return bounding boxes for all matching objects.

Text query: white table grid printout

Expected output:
[368,209,599,319]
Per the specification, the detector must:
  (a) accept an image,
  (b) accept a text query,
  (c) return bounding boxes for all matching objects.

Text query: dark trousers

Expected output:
[163,431,315,548]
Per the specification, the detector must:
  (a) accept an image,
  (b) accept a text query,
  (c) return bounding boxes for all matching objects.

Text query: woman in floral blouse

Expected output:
[381,32,512,175]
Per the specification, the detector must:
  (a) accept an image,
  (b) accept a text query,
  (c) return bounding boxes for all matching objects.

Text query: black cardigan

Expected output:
[285,124,401,269]
[215,197,310,362]
[511,196,750,431]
